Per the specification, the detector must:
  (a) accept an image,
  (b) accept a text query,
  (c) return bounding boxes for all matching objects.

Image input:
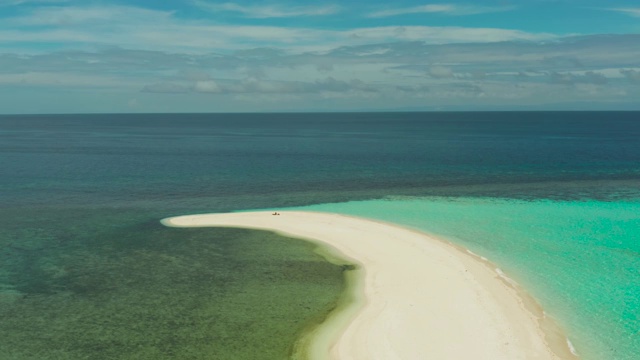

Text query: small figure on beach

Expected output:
[272,212,281,216]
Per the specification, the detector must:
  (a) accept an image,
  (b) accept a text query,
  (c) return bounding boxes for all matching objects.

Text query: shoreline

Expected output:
[162,211,578,360]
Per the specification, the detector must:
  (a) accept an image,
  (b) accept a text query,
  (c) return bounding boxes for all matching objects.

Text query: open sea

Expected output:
[1,112,639,359]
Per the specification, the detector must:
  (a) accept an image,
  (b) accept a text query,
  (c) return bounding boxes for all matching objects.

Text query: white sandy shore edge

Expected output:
[162,211,577,360]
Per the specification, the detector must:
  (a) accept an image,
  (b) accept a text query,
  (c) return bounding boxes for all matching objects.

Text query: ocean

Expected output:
[1,112,639,359]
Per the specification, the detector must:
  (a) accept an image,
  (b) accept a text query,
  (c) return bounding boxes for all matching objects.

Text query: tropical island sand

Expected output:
[162,211,578,360]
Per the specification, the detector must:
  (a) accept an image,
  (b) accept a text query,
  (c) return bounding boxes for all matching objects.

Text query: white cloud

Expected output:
[5,35,638,84]
[548,71,608,85]
[1,3,639,111]
[429,65,454,79]
[352,47,391,56]
[140,76,378,95]
[5,35,638,98]
[194,80,222,93]
[0,0,68,6]
[369,4,454,18]
[609,8,640,17]
[0,71,139,88]
[368,4,512,18]
[0,29,95,43]
[620,69,640,83]
[8,5,173,26]
[193,1,340,18]
[142,82,190,93]
[1,4,333,51]
[345,26,553,44]
[0,5,556,54]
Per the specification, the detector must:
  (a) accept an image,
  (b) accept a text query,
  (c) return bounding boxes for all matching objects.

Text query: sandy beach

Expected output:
[162,211,577,360]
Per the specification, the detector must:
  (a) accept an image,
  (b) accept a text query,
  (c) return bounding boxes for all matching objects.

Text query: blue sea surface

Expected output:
[1,112,639,359]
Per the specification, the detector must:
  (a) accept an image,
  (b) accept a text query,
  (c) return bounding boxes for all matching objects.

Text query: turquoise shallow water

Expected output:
[289,198,640,360]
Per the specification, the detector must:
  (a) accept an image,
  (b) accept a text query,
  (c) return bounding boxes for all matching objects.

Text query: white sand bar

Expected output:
[162,211,576,360]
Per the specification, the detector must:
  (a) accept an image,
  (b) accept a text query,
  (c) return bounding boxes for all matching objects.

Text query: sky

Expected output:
[0,0,639,113]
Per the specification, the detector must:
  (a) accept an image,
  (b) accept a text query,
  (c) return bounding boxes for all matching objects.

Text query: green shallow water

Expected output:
[289,197,640,360]
[0,208,348,360]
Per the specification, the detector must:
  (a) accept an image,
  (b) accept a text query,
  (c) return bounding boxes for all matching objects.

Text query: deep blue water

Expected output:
[2,112,639,210]
[1,112,639,359]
